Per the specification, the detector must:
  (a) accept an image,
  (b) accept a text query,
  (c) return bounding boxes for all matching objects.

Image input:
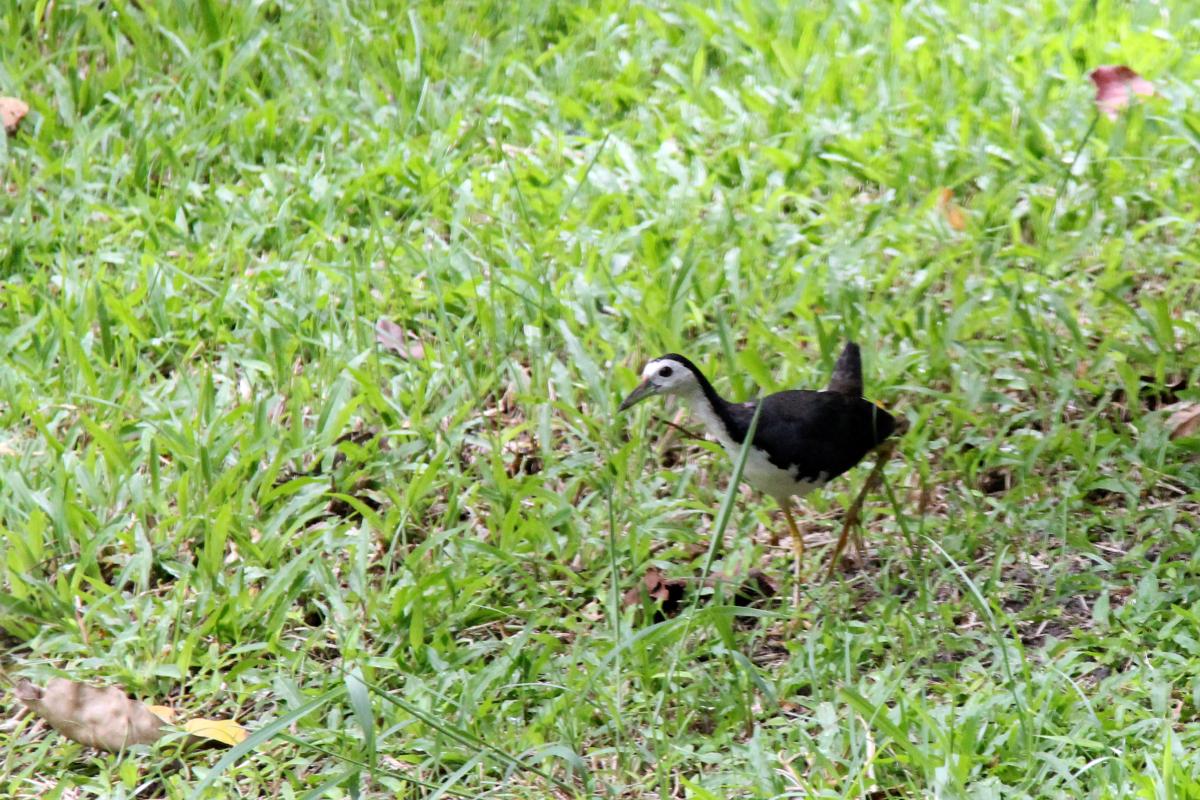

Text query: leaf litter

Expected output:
[12,676,248,752]
[622,565,777,623]
[1165,403,1200,440]
[15,678,165,752]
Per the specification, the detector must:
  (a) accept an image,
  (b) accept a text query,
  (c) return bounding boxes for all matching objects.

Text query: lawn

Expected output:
[2,0,1199,797]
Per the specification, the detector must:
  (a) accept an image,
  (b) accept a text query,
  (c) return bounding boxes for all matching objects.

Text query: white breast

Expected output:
[737,445,824,500]
[682,392,825,501]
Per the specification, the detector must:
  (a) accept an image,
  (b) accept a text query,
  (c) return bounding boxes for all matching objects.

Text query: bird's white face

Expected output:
[640,358,697,395]
[618,356,700,411]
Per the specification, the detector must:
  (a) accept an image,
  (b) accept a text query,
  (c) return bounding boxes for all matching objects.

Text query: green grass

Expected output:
[2,0,1199,797]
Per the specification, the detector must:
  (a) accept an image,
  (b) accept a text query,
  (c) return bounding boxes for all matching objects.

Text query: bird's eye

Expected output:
[658,366,673,378]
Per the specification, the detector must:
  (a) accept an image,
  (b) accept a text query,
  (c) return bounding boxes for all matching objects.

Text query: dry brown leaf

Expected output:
[375,318,425,360]
[1089,65,1154,120]
[733,568,778,607]
[15,678,164,751]
[1166,403,1200,440]
[622,567,687,616]
[937,188,967,231]
[183,717,248,746]
[0,97,29,135]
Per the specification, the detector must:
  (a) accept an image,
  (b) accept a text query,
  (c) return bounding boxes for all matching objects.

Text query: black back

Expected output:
[670,342,894,482]
[723,391,894,482]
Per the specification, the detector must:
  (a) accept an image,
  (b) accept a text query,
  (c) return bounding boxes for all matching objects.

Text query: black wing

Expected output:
[725,390,894,482]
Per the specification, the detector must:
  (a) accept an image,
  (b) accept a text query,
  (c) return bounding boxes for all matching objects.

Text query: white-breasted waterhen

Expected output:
[618,342,895,584]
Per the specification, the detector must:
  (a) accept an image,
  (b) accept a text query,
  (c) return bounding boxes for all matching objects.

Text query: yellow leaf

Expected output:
[937,188,967,231]
[183,717,249,746]
[146,705,176,723]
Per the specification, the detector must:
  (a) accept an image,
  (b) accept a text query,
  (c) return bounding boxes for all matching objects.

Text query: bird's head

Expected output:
[618,354,702,412]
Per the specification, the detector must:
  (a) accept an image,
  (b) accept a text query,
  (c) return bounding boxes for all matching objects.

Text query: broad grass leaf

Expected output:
[187,687,346,798]
[345,667,376,767]
[1092,591,1111,627]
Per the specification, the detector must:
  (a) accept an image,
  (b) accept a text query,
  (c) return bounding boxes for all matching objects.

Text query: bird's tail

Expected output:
[826,341,863,396]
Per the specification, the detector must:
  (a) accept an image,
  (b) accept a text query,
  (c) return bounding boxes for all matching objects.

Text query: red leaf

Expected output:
[374,318,425,360]
[0,96,29,135]
[1089,65,1154,120]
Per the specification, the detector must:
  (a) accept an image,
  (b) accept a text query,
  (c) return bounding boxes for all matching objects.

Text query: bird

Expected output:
[618,341,895,585]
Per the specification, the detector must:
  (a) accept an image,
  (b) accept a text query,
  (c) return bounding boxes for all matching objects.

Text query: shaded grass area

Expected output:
[1,0,1199,796]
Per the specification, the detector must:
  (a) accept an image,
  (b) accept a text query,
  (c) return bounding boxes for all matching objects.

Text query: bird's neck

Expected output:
[678,370,739,445]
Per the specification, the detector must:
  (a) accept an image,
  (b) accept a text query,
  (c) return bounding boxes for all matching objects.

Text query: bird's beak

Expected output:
[618,379,656,412]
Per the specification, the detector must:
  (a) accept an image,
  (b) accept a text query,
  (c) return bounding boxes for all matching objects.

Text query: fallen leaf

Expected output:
[375,318,425,360]
[978,467,1013,495]
[1089,65,1154,120]
[1166,403,1200,440]
[146,705,177,723]
[183,717,249,746]
[0,96,29,135]
[937,188,967,231]
[622,567,687,617]
[15,678,164,751]
[733,568,778,607]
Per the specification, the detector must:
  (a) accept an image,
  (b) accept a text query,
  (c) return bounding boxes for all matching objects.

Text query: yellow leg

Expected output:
[782,501,804,569]
[825,440,896,582]
[781,500,805,605]
[825,508,857,582]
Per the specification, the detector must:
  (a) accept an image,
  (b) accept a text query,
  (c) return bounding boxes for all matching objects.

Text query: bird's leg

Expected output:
[780,499,805,605]
[825,440,895,581]
[825,496,862,582]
